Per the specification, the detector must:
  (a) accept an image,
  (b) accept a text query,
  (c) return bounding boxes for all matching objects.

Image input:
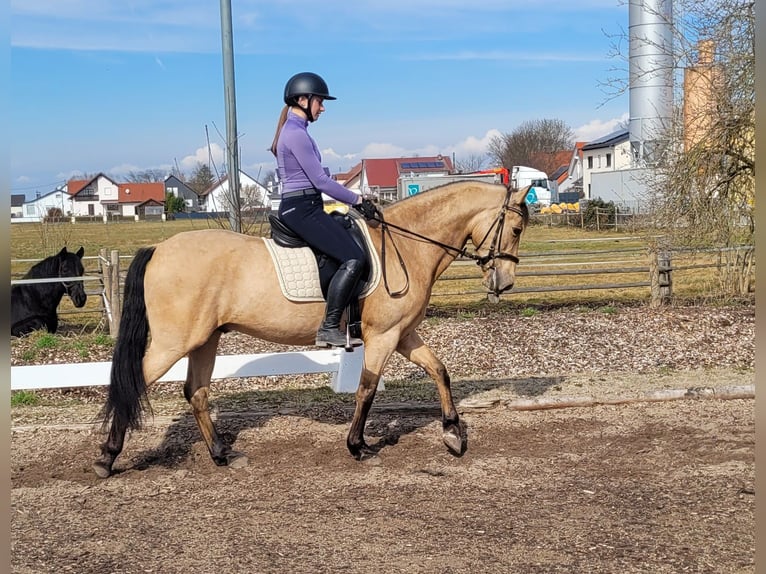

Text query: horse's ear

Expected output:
[76,246,85,258]
[57,247,68,257]
[510,184,530,204]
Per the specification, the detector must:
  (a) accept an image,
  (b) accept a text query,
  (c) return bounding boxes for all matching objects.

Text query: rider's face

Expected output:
[310,96,325,120]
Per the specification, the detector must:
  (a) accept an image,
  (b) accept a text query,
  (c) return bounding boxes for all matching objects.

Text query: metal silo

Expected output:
[629,0,674,164]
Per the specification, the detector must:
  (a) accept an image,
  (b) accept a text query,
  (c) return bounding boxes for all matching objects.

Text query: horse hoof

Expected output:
[227,452,249,469]
[348,441,371,461]
[357,446,378,462]
[92,461,112,479]
[443,429,465,456]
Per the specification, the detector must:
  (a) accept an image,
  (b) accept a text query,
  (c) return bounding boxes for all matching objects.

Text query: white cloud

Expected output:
[321,147,358,163]
[241,161,276,179]
[179,143,226,173]
[360,142,409,158]
[444,129,502,158]
[574,113,629,142]
[57,169,95,181]
[107,163,143,177]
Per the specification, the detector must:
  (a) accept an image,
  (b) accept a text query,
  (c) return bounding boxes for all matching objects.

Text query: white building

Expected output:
[579,128,632,199]
[13,189,72,223]
[200,171,270,213]
[67,174,121,217]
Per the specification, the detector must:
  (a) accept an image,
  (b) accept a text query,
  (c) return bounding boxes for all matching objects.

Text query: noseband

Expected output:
[469,186,523,268]
[58,262,83,295]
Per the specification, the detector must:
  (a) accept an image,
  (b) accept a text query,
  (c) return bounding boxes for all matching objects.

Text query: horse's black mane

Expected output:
[24,254,59,279]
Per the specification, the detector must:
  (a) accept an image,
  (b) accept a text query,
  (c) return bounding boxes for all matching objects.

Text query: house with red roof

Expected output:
[66,173,165,218]
[336,155,455,203]
[556,142,587,199]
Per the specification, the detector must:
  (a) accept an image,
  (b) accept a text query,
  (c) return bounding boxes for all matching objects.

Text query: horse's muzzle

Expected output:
[68,287,87,308]
[482,267,515,296]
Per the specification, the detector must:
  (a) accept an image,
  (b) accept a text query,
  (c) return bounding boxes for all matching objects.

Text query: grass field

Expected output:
[10,216,752,333]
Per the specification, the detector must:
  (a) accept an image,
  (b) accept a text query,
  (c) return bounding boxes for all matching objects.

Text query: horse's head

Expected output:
[471,185,529,301]
[57,246,87,308]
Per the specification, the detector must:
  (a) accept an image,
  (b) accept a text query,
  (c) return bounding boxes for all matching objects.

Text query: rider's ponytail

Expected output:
[270,105,289,157]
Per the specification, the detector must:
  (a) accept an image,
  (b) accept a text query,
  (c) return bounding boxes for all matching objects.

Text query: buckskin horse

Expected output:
[11,246,87,337]
[94,181,529,478]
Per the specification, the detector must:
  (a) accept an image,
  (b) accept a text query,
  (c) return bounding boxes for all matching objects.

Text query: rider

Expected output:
[270,72,375,348]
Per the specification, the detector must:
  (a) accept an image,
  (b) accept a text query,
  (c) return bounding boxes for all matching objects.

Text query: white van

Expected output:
[512,166,552,207]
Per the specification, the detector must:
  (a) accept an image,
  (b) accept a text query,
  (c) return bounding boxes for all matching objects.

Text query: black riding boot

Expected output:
[316,259,364,348]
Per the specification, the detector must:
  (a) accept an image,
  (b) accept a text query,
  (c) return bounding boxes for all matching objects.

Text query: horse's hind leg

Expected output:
[94,343,189,478]
[93,418,128,479]
[184,332,248,469]
[396,332,465,455]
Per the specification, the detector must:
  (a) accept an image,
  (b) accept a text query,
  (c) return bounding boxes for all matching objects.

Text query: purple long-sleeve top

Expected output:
[276,111,359,205]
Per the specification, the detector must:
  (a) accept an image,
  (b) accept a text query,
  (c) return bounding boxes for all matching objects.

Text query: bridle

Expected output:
[58,261,83,295]
[469,186,524,268]
[367,185,525,296]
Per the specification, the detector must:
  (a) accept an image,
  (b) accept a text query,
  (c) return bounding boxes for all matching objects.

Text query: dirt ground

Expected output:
[11,367,754,574]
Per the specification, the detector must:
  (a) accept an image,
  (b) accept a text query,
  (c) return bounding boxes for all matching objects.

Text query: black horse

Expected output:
[11,246,87,337]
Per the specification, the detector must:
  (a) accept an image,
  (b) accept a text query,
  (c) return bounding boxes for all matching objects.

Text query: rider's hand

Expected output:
[353,198,379,221]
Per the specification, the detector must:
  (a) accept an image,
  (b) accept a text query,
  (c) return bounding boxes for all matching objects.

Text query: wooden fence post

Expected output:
[110,250,121,335]
[650,249,672,307]
[99,248,113,334]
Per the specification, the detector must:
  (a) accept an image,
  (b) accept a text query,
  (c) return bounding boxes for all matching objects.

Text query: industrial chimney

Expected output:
[628,0,674,165]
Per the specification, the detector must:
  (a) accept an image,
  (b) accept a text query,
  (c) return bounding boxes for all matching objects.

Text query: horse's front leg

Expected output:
[396,332,465,456]
[45,312,58,334]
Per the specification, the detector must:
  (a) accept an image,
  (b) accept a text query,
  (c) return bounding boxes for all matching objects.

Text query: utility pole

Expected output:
[220,0,241,232]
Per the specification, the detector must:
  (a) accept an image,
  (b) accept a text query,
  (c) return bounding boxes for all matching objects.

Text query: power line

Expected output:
[11,180,67,192]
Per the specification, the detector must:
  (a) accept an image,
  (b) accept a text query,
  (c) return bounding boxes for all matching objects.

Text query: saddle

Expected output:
[267,210,375,339]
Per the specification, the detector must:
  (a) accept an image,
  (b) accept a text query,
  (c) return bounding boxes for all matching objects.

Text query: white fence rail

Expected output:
[11,347,369,394]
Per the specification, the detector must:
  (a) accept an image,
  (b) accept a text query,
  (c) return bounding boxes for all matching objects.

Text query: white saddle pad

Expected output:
[263,212,381,302]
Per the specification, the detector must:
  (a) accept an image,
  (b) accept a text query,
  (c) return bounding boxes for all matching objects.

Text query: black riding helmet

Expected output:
[283,72,336,121]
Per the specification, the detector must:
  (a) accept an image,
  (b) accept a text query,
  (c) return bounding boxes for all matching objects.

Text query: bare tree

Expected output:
[605,0,754,295]
[125,169,167,183]
[187,162,217,194]
[454,153,489,173]
[487,118,575,175]
[240,184,264,212]
[261,169,277,187]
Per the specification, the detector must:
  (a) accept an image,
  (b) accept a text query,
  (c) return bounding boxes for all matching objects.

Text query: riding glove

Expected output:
[354,198,379,220]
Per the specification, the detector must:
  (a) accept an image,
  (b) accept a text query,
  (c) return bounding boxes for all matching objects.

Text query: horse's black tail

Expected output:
[99,246,156,432]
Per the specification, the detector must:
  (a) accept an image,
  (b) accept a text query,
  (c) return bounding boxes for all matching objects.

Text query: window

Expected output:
[606,153,612,168]
[587,156,593,169]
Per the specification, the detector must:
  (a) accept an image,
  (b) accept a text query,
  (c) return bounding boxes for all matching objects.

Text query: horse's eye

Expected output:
[511,227,522,238]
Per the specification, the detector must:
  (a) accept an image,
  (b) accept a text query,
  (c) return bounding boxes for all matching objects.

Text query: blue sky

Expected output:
[10,0,631,199]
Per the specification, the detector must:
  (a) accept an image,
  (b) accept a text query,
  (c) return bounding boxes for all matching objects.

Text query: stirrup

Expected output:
[315,327,363,350]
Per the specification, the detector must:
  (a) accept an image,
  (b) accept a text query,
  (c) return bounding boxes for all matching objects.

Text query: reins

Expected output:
[367,186,523,296]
